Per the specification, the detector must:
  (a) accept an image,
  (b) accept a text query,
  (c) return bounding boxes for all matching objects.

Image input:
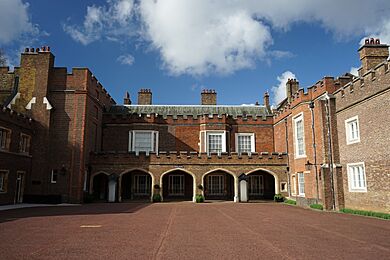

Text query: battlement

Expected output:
[334,60,390,112]
[104,110,273,124]
[0,104,33,126]
[90,151,288,165]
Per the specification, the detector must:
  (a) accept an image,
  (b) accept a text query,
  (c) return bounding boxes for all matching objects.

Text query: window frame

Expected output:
[298,172,305,196]
[248,175,264,195]
[133,174,151,195]
[19,133,31,154]
[345,116,360,145]
[235,133,255,154]
[293,113,306,158]
[0,127,12,151]
[207,175,225,195]
[128,130,159,154]
[203,131,227,155]
[347,162,367,192]
[168,175,185,196]
[0,170,9,193]
[51,169,58,184]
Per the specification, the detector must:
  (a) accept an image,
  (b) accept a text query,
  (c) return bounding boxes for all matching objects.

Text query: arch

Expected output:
[160,168,196,202]
[245,168,279,200]
[119,168,154,202]
[202,168,238,201]
[90,171,110,201]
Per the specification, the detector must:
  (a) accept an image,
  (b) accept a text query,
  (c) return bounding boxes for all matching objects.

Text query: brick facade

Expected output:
[0,40,388,212]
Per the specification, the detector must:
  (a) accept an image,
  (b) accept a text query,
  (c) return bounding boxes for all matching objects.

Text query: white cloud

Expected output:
[117,54,135,65]
[271,71,296,105]
[0,0,40,44]
[350,67,359,76]
[65,0,390,76]
[63,0,135,45]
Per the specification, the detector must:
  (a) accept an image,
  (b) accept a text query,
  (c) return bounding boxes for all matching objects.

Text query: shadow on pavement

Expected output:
[0,203,150,224]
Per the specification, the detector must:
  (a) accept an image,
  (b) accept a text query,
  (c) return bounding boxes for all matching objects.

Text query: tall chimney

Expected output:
[124,91,131,105]
[138,89,152,105]
[358,38,389,75]
[286,78,299,103]
[201,89,217,105]
[263,91,270,111]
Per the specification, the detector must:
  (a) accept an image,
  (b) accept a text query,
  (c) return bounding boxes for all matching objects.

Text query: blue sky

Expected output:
[1,0,390,105]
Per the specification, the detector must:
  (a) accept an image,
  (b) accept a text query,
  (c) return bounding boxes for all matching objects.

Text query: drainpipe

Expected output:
[309,101,320,203]
[323,95,336,210]
[284,118,291,197]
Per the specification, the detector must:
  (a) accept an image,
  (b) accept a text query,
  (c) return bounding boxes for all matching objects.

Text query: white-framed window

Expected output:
[134,174,151,195]
[168,175,184,195]
[200,131,227,154]
[345,116,360,144]
[347,162,367,192]
[0,170,8,193]
[248,175,264,195]
[51,169,58,184]
[207,175,224,195]
[19,133,31,154]
[128,130,159,154]
[0,127,11,151]
[298,172,305,196]
[291,175,296,195]
[293,113,306,158]
[235,133,255,154]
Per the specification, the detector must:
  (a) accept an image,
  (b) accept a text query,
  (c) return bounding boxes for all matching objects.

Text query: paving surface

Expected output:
[0,202,389,259]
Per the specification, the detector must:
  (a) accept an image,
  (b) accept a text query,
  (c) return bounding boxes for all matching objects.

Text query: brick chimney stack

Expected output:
[201,89,217,105]
[124,91,131,105]
[286,78,299,103]
[263,91,270,111]
[138,89,152,105]
[358,38,389,76]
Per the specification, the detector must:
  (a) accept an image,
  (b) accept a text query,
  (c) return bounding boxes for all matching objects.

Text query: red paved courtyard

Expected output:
[0,202,389,259]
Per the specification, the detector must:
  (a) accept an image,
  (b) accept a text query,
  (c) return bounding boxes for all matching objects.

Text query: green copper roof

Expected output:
[108,105,271,119]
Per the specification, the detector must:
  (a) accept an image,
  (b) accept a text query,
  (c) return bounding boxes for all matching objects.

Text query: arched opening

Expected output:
[203,170,235,201]
[121,170,152,201]
[247,170,276,200]
[92,173,109,201]
[162,170,194,201]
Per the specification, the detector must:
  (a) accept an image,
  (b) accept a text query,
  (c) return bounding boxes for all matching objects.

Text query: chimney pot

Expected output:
[358,38,389,74]
[24,48,29,53]
[201,89,217,105]
[30,48,34,52]
[138,88,152,105]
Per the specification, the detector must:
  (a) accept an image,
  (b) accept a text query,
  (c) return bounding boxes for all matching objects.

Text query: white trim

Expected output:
[235,133,255,153]
[297,172,305,196]
[293,112,306,158]
[51,170,58,184]
[280,182,288,192]
[347,162,367,192]
[128,130,159,154]
[43,97,53,110]
[8,93,21,109]
[205,130,227,155]
[345,116,360,145]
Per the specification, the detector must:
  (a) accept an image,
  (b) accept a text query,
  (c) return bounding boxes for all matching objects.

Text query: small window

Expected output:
[0,128,11,151]
[345,116,360,144]
[280,182,287,192]
[298,173,305,196]
[293,113,306,158]
[201,131,226,155]
[19,134,31,154]
[207,175,224,195]
[134,174,151,195]
[291,175,297,195]
[347,163,367,192]
[51,169,58,184]
[236,133,255,154]
[248,175,264,195]
[129,130,159,154]
[0,170,8,192]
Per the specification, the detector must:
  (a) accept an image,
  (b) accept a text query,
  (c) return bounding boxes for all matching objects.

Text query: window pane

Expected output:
[208,134,222,153]
[238,135,252,153]
[134,132,152,152]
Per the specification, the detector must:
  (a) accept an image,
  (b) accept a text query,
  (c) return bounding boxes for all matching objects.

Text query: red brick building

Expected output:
[0,40,388,213]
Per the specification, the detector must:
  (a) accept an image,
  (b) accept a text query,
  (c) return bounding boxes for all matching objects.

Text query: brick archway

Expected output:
[90,171,110,201]
[202,168,238,201]
[160,169,196,202]
[245,168,279,199]
[119,168,155,202]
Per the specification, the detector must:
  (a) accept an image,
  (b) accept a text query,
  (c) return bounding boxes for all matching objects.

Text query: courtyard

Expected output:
[0,202,389,259]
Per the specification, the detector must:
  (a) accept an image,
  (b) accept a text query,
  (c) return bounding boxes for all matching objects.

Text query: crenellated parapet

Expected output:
[334,60,390,112]
[90,150,288,165]
[0,104,33,128]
